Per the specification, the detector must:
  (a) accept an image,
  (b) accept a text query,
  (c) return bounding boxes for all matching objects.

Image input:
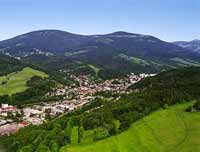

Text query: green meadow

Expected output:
[0,67,48,96]
[63,102,200,152]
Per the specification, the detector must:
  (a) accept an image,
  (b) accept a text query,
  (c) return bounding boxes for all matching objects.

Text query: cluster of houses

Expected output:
[0,104,28,136]
[0,73,156,136]
[55,73,156,98]
[0,104,18,117]
[0,122,28,136]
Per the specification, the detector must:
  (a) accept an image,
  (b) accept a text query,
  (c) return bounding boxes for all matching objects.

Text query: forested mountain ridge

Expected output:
[1,30,200,78]
[173,39,200,54]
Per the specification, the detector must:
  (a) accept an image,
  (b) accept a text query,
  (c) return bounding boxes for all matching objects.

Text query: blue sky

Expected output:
[0,0,199,41]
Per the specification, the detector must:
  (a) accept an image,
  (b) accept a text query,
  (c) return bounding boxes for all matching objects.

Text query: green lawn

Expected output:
[0,67,48,96]
[62,102,200,152]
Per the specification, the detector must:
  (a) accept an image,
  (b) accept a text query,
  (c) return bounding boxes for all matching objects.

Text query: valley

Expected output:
[1,1,200,152]
[0,30,200,152]
[0,70,153,136]
[0,66,200,152]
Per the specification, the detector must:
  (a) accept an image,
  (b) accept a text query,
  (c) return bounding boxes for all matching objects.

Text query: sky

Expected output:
[0,0,199,41]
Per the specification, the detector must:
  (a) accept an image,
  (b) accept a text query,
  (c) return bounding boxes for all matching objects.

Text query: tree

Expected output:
[50,141,59,152]
[64,118,73,143]
[78,126,84,143]
[35,143,50,152]
[19,144,33,152]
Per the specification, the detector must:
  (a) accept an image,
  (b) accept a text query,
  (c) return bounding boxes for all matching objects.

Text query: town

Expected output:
[0,73,156,136]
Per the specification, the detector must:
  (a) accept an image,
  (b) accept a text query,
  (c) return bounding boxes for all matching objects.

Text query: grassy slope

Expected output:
[88,64,100,77]
[170,58,200,67]
[0,67,48,96]
[63,102,200,152]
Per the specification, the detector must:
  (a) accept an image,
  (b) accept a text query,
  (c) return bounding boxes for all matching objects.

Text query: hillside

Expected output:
[1,67,200,152]
[1,30,200,78]
[0,67,48,96]
[174,39,200,54]
[64,102,200,152]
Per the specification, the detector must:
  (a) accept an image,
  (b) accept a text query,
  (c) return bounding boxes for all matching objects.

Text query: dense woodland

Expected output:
[1,67,200,152]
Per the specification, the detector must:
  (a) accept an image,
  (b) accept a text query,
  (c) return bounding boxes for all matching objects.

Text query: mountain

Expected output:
[173,39,200,53]
[0,30,93,55]
[1,30,200,77]
[0,30,196,59]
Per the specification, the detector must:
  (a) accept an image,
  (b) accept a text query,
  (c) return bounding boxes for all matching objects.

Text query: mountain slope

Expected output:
[0,30,92,55]
[173,39,200,53]
[0,53,24,76]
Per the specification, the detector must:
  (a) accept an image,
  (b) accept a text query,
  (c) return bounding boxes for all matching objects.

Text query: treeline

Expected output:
[2,67,200,152]
[0,76,59,105]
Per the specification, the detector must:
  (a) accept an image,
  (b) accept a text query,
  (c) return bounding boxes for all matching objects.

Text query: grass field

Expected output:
[0,67,48,96]
[62,102,200,152]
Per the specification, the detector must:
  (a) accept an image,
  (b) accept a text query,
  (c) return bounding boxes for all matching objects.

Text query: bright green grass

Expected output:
[0,67,48,96]
[88,64,100,77]
[63,102,200,152]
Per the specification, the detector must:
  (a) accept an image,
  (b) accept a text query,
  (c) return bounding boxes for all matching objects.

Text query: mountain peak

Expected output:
[17,29,79,38]
[109,31,135,35]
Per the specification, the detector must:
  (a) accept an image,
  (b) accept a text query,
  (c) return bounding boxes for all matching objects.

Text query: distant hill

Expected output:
[1,30,200,76]
[173,39,200,53]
